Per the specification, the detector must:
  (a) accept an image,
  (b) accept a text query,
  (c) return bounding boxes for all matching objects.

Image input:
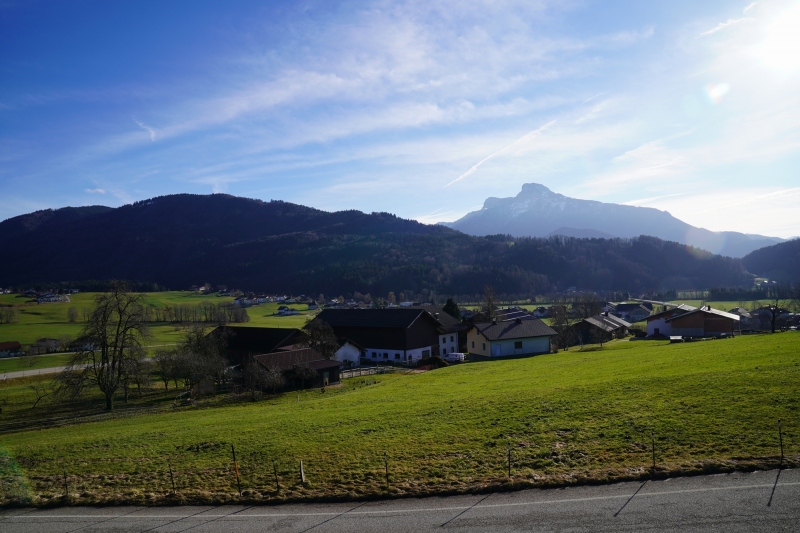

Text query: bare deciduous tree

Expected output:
[483,286,497,321]
[67,306,79,323]
[55,283,151,411]
[293,362,317,390]
[263,366,285,395]
[303,319,339,359]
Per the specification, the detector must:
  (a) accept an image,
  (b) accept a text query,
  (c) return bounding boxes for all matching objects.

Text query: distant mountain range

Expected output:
[0,194,752,295]
[443,183,784,258]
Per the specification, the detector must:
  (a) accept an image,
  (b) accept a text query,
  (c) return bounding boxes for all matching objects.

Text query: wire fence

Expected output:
[1,419,796,505]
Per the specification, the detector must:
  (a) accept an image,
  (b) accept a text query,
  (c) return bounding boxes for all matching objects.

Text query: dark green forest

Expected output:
[0,193,753,296]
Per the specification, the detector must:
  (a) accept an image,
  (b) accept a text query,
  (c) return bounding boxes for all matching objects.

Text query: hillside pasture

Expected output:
[0,333,797,506]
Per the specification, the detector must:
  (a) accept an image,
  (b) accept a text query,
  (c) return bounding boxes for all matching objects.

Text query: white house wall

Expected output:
[335,343,362,366]
[646,317,672,337]
[439,334,458,356]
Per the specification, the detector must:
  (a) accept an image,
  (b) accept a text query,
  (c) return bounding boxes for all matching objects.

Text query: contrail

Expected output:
[444,120,556,188]
[582,91,607,104]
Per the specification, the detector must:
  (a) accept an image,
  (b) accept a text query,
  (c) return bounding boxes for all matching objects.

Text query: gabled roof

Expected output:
[409,305,467,334]
[0,341,22,351]
[584,313,631,332]
[471,318,556,341]
[646,304,697,321]
[316,308,441,329]
[728,307,752,318]
[666,307,740,322]
[209,326,305,354]
[253,347,327,372]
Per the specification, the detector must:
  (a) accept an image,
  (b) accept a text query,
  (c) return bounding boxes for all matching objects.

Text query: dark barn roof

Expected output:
[408,305,467,334]
[253,347,325,372]
[314,308,442,351]
[208,326,306,355]
[472,318,556,341]
[316,308,439,329]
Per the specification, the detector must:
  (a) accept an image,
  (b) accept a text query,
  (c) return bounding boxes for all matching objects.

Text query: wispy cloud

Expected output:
[133,118,156,142]
[85,188,106,194]
[743,3,758,14]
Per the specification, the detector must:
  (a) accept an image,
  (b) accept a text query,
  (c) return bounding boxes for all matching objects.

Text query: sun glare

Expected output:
[757,3,800,73]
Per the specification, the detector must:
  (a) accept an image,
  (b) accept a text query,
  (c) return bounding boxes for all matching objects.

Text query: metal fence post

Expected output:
[778,419,784,466]
[300,460,306,485]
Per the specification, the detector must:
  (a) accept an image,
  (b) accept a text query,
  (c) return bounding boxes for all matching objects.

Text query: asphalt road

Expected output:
[1,468,797,532]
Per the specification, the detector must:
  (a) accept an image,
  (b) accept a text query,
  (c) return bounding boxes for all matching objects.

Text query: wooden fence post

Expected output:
[231,444,242,496]
[168,460,176,494]
[300,460,306,485]
[507,443,512,478]
[62,467,68,499]
[778,419,784,466]
[273,459,280,492]
[384,453,389,488]
[651,431,656,476]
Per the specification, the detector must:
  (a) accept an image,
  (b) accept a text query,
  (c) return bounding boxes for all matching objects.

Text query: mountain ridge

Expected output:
[443,183,783,258]
[0,193,753,295]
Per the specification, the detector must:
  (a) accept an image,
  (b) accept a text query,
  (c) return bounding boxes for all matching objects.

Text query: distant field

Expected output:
[0,354,72,375]
[0,291,314,348]
[1,333,797,506]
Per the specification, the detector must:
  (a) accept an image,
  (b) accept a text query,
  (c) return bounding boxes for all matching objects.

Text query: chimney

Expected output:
[492,319,497,325]
[604,311,608,317]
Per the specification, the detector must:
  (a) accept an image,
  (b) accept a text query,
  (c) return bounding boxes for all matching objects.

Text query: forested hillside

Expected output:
[0,194,752,296]
[742,238,800,282]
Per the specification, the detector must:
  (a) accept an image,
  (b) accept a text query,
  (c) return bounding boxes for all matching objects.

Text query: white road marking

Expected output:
[3,480,798,520]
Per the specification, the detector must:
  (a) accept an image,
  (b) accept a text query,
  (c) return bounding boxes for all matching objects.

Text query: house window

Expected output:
[372,352,377,358]
[384,353,388,359]
[482,343,486,350]
[442,348,447,354]
[471,340,475,348]
[514,341,522,349]
[450,336,454,342]
[441,337,445,344]
[395,353,400,359]
[422,349,430,357]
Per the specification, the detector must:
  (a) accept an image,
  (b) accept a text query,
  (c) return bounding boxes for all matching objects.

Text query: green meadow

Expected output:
[0,291,314,353]
[0,333,797,506]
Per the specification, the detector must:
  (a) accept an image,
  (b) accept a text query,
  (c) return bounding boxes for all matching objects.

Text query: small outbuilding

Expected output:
[254,347,341,389]
[574,313,631,344]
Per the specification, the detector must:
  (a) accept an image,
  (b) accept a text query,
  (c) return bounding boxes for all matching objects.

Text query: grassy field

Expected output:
[0,333,797,506]
[0,291,314,357]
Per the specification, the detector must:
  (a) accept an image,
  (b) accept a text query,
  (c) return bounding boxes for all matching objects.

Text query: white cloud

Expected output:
[85,188,106,194]
[743,2,758,14]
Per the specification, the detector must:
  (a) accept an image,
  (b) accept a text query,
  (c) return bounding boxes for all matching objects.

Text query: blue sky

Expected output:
[1,0,799,237]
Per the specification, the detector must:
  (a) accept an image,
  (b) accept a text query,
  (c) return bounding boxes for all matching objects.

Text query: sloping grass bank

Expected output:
[1,334,798,506]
